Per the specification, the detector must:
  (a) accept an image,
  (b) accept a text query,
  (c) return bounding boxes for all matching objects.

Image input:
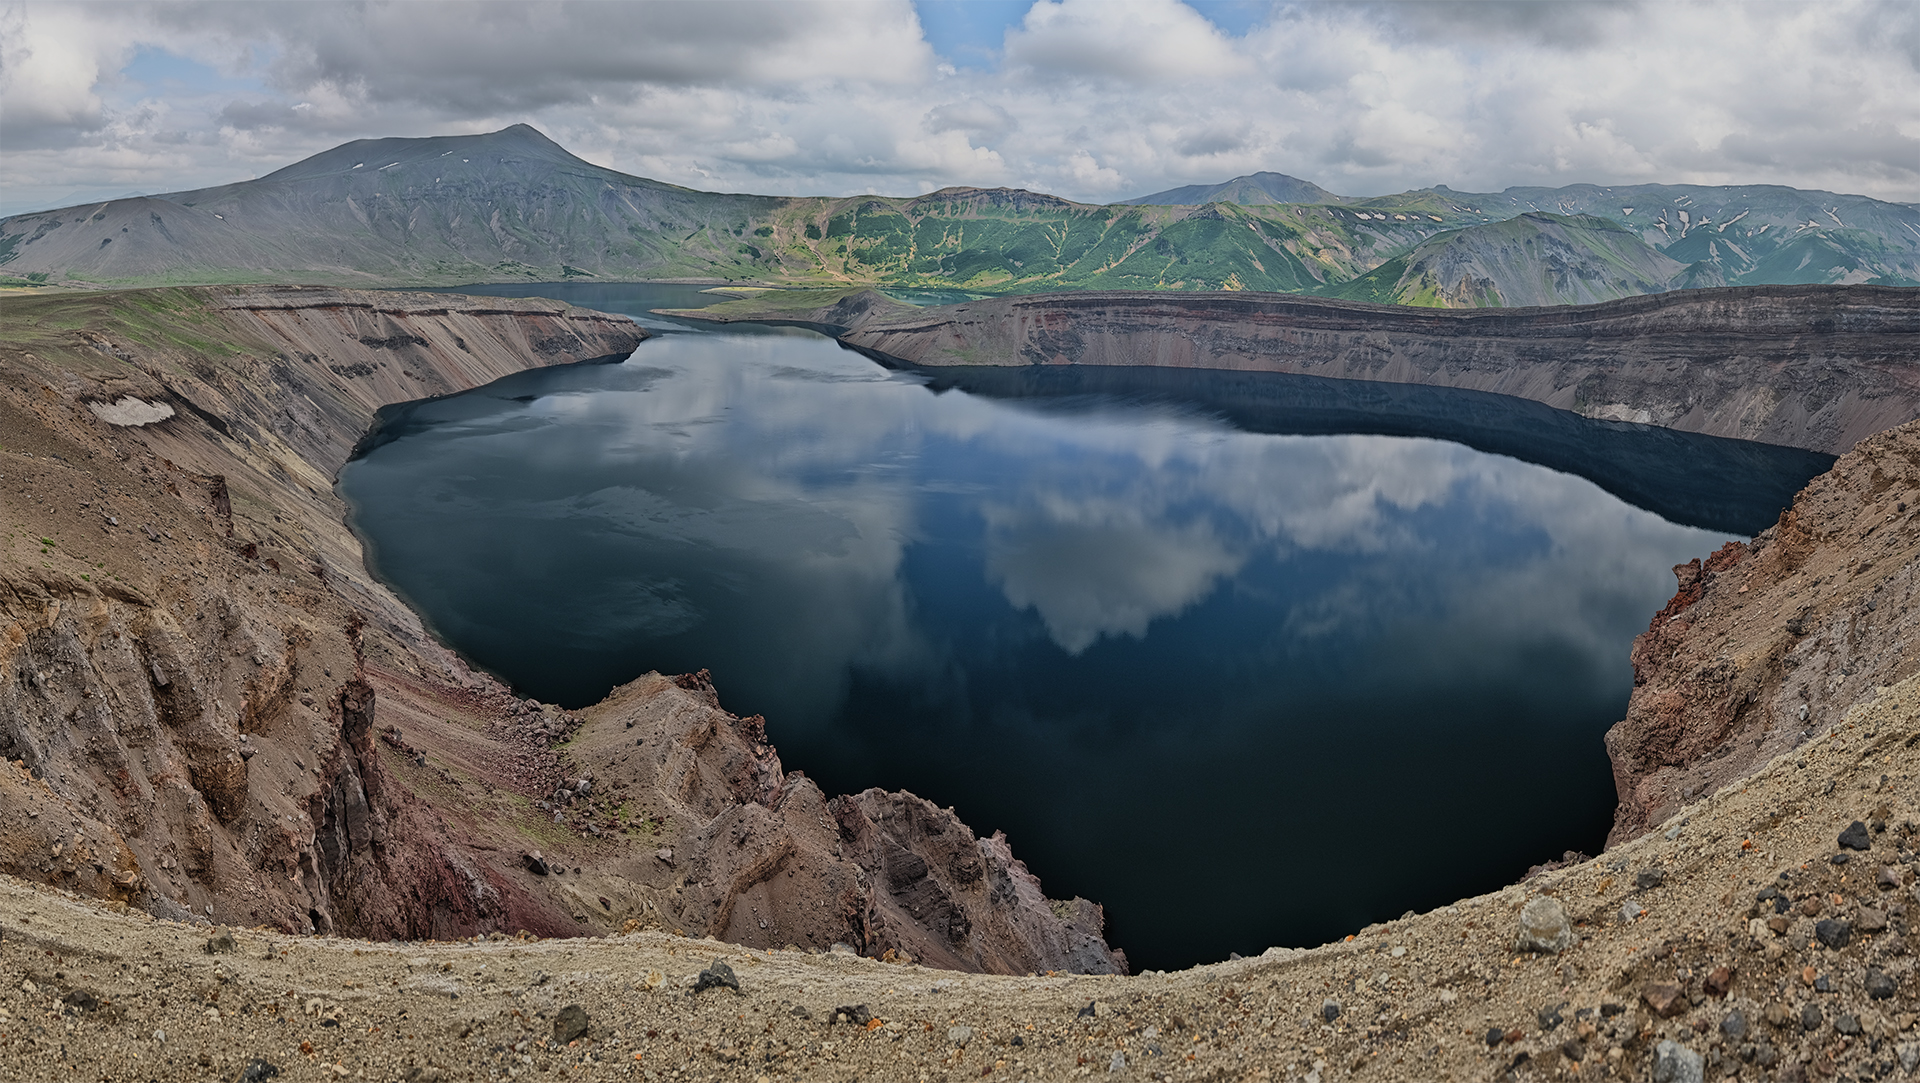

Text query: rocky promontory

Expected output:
[0,285,1122,974]
[680,284,1920,455]
[1605,417,1920,844]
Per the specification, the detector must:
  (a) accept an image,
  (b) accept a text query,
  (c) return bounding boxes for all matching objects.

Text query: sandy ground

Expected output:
[6,672,1919,1083]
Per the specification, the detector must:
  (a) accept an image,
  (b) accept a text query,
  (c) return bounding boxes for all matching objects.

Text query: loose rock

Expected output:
[1839,821,1872,851]
[1866,969,1897,1000]
[1643,983,1687,1018]
[1651,1040,1704,1083]
[552,1004,588,1044]
[1703,965,1734,997]
[1516,896,1573,953]
[692,959,739,994]
[1813,919,1851,948]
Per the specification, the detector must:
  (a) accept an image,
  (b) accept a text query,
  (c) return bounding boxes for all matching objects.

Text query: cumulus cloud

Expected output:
[2,0,1916,216]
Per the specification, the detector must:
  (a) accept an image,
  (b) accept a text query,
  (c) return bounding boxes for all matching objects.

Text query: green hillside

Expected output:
[0,127,1485,294]
[1171,175,1920,291]
[3,127,1915,304]
[1320,213,1704,308]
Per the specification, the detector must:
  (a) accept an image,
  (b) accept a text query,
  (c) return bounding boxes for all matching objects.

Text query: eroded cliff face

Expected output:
[1,286,646,936]
[1604,418,1920,843]
[694,284,1920,455]
[0,285,1123,973]
[535,671,1123,973]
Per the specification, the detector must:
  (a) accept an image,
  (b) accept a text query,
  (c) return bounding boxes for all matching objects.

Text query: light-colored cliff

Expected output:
[682,284,1920,455]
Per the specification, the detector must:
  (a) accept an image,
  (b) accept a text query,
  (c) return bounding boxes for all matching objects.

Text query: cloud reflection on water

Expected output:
[354,329,1727,711]
[342,327,1740,969]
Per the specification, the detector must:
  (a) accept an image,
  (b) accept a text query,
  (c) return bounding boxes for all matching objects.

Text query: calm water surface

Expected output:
[347,284,1824,969]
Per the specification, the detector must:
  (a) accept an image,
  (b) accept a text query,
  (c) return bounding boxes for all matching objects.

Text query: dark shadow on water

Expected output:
[339,298,1835,972]
[902,363,1834,537]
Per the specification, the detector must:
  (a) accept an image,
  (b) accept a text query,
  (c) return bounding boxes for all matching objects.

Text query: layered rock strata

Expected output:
[683,284,1920,455]
[0,285,1122,973]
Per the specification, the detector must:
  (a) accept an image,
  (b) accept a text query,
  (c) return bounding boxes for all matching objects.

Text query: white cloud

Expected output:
[2,0,1916,216]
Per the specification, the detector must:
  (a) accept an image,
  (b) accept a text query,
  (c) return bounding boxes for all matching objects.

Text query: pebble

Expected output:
[1321,999,1341,1023]
[1801,1003,1823,1032]
[1643,982,1686,1018]
[1651,1039,1704,1083]
[1836,1012,1863,1036]
[1107,1051,1126,1073]
[1720,1008,1747,1041]
[1839,821,1872,851]
[1516,896,1573,953]
[1814,919,1852,948]
[693,959,739,994]
[1867,969,1897,999]
[947,1025,973,1046]
[832,1004,872,1026]
[1703,965,1734,997]
[1635,868,1666,890]
[552,1004,588,1044]
[235,1060,280,1083]
[521,852,549,876]
[1618,899,1646,923]
[1537,1003,1563,1032]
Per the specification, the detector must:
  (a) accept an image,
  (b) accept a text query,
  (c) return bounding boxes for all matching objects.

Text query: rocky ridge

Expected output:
[5,668,1920,1082]
[679,283,1920,455]
[1605,419,1920,844]
[0,286,1121,975]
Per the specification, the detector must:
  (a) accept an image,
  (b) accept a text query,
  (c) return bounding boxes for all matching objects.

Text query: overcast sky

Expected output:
[2,0,1917,217]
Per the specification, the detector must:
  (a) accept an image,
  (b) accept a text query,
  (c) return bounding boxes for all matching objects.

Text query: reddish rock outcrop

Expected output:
[1604,419,1920,843]
[538,671,1124,973]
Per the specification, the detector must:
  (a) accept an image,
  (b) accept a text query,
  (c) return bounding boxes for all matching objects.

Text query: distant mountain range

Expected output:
[3,126,1915,307]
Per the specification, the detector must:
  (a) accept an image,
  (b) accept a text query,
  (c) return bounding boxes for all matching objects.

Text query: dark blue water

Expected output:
[348,284,1827,970]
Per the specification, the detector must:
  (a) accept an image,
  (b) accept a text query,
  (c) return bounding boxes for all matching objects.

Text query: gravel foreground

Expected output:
[6,678,1920,1083]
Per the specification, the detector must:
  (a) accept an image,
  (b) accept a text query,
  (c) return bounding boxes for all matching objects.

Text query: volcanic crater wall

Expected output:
[0,285,1125,973]
[743,284,1920,456]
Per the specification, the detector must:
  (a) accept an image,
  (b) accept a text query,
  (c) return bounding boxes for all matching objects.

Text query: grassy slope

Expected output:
[5,128,1915,303]
[1321,213,1695,308]
[0,128,1482,295]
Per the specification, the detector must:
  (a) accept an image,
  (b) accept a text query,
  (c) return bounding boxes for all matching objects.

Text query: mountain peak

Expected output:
[256,124,588,185]
[1121,172,1348,207]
